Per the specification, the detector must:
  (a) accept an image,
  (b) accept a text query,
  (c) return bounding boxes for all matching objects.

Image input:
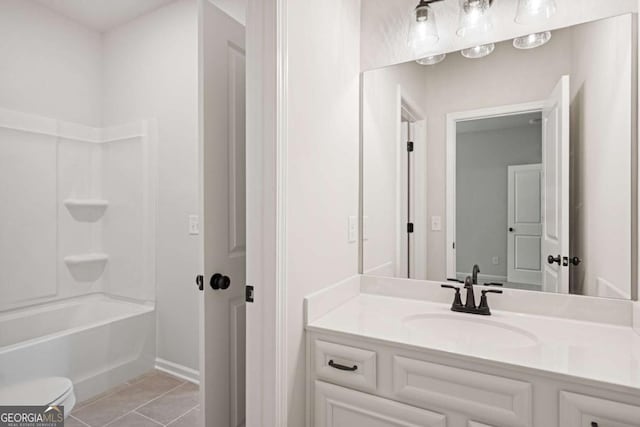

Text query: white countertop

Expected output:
[307,292,640,393]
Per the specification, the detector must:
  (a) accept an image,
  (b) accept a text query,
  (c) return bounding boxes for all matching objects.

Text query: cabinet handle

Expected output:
[591,422,598,427]
[328,360,358,372]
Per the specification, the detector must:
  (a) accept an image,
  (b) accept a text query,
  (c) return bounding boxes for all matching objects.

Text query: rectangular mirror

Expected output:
[361,13,637,299]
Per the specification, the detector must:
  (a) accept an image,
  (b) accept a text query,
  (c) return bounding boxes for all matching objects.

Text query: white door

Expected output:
[315,381,446,427]
[507,164,543,286]
[199,3,246,427]
[541,75,570,294]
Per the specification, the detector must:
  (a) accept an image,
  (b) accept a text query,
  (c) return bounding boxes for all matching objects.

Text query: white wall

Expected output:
[285,0,361,425]
[362,62,426,275]
[569,14,633,298]
[421,30,573,281]
[0,0,102,126]
[102,0,200,371]
[456,125,542,278]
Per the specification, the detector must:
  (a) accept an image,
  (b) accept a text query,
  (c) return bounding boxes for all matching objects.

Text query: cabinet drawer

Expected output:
[392,355,532,427]
[314,340,377,391]
[560,391,640,427]
[315,381,446,427]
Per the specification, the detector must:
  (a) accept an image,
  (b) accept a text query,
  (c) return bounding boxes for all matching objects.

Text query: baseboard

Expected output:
[155,358,200,384]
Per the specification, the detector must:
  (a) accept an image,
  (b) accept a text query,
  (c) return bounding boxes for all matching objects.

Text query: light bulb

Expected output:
[408,1,440,55]
[460,43,495,59]
[515,0,557,25]
[416,53,446,65]
[513,31,552,49]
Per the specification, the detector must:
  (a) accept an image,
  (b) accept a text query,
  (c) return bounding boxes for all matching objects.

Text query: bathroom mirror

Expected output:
[360,13,638,300]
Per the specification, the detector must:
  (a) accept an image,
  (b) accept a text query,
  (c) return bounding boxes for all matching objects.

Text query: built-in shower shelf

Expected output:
[64,253,109,282]
[64,199,108,222]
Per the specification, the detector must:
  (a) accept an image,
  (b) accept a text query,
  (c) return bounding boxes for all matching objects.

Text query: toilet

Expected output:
[0,377,76,418]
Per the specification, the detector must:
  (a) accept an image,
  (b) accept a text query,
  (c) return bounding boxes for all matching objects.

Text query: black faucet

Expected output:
[472,264,480,285]
[441,276,502,315]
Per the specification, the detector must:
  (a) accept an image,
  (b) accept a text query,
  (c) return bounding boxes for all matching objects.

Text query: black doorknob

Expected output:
[570,256,582,266]
[547,255,561,265]
[508,227,514,232]
[210,273,231,290]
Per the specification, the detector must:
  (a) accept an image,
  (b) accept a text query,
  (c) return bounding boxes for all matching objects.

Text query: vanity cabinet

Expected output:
[315,381,446,427]
[559,392,640,427]
[307,332,640,427]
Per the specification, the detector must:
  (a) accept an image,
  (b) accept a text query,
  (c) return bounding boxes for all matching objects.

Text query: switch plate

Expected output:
[189,214,200,235]
[348,216,358,243]
[492,256,499,265]
[431,216,442,231]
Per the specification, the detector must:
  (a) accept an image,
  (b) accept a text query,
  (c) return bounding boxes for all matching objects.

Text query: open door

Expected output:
[199,2,246,426]
[541,75,570,293]
[507,164,543,286]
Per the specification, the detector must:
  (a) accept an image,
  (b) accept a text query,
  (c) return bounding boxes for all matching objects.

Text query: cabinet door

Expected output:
[560,391,640,427]
[315,381,446,427]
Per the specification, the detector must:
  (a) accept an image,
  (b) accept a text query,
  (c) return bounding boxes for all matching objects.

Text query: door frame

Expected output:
[244,0,288,426]
[445,100,545,280]
[396,87,427,279]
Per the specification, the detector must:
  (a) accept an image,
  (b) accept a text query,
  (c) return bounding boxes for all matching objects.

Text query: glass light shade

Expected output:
[513,31,552,49]
[460,43,495,59]
[408,4,439,55]
[515,0,557,25]
[457,0,493,38]
[416,53,446,65]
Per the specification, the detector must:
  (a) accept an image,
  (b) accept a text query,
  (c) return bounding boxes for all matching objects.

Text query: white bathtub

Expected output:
[0,295,155,401]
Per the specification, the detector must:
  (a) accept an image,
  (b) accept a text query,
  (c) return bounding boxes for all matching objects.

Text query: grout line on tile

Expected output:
[132,410,166,426]
[163,403,199,426]
[69,415,91,426]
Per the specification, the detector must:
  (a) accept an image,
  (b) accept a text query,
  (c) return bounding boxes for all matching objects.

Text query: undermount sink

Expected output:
[402,313,539,349]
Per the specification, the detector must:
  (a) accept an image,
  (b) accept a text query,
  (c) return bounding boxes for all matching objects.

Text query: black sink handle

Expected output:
[328,360,358,372]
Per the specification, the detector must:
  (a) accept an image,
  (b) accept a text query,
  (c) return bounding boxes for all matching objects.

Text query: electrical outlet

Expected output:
[189,214,200,235]
[492,256,499,265]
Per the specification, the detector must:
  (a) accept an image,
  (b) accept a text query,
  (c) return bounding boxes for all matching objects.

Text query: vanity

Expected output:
[305,276,640,427]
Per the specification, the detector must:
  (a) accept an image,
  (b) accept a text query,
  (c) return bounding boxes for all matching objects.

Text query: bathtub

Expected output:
[0,295,155,401]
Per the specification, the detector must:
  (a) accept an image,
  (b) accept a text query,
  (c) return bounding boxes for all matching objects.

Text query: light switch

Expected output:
[431,216,442,231]
[189,214,200,235]
[348,216,358,243]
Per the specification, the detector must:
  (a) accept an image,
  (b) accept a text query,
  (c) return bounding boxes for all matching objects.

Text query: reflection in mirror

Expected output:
[361,13,637,299]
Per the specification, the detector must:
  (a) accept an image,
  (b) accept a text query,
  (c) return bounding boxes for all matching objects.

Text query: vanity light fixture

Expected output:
[408,0,444,55]
[460,43,495,59]
[457,0,494,38]
[513,31,552,49]
[515,0,557,25]
[416,53,446,65]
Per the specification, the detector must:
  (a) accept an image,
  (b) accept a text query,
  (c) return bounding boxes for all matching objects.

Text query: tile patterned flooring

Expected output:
[67,371,200,427]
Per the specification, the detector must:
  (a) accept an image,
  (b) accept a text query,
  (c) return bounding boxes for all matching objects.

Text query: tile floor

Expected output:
[67,371,200,427]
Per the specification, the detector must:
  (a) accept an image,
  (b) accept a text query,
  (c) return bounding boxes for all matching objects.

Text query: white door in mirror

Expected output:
[541,75,570,294]
[507,164,543,286]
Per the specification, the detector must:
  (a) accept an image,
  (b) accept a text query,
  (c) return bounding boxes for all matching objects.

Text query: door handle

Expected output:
[547,255,561,265]
[210,273,231,290]
[508,227,514,232]
[569,256,582,266]
[196,275,204,291]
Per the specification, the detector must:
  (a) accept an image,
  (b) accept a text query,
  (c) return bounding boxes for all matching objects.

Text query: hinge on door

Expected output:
[407,223,414,233]
[245,285,254,303]
[407,141,414,152]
